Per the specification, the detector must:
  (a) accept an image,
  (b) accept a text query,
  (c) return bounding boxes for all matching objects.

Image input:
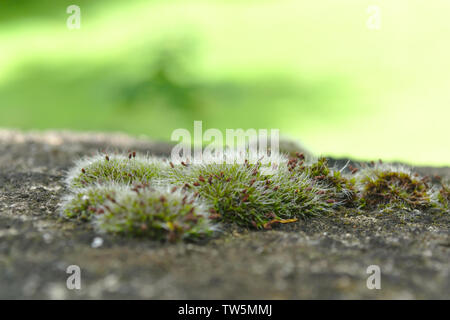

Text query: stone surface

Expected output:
[0,129,448,299]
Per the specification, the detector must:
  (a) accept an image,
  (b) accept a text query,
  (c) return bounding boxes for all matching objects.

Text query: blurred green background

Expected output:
[0,0,449,165]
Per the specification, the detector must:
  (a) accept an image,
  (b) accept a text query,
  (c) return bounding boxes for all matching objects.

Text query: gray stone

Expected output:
[0,129,448,299]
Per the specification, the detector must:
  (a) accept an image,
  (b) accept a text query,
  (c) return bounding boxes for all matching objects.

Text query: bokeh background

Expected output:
[0,0,449,165]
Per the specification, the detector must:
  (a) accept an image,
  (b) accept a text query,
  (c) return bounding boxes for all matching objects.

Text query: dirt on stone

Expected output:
[0,129,448,299]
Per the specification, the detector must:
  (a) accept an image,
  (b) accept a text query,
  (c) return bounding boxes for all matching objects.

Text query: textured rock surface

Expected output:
[0,129,448,299]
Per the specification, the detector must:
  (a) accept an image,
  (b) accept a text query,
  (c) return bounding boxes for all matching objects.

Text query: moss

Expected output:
[95,186,215,242]
[358,166,436,212]
[66,153,167,189]
[61,150,446,240]
[164,154,331,229]
[61,184,129,221]
[437,183,450,210]
[288,156,357,206]
[63,183,215,241]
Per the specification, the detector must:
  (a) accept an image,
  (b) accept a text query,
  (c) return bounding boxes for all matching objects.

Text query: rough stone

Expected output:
[0,129,448,299]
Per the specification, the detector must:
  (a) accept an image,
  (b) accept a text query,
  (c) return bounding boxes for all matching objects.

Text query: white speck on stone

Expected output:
[91,237,104,248]
[43,233,53,243]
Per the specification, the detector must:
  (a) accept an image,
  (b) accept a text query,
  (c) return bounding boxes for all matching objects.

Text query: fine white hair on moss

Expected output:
[355,163,440,212]
[355,163,413,178]
[60,183,132,221]
[60,149,450,241]
[65,153,169,189]
[162,154,332,228]
[94,185,216,242]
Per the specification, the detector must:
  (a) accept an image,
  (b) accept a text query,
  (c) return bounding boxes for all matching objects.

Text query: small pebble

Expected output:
[91,237,104,248]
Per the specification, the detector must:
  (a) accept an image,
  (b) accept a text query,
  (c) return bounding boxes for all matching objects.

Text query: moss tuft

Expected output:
[96,186,215,242]
[286,156,357,206]
[437,183,450,210]
[63,183,215,241]
[61,184,129,221]
[357,166,436,212]
[66,154,167,189]
[164,154,331,229]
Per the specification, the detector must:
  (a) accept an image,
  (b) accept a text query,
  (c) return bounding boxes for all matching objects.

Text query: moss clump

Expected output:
[61,184,129,221]
[358,166,436,212]
[164,155,331,229]
[437,183,450,210]
[96,186,215,242]
[287,156,357,206]
[63,183,215,242]
[66,154,167,189]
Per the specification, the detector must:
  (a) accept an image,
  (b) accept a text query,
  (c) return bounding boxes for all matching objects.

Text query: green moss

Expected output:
[358,167,436,212]
[288,156,357,206]
[66,154,167,189]
[437,183,450,210]
[164,155,331,229]
[96,186,215,242]
[61,185,128,221]
[61,151,446,240]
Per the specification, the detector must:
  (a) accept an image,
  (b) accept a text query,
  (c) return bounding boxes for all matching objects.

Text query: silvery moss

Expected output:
[356,164,440,213]
[286,156,357,207]
[164,154,333,229]
[61,151,448,240]
[62,183,215,242]
[66,153,168,188]
[61,184,129,221]
[95,186,215,242]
